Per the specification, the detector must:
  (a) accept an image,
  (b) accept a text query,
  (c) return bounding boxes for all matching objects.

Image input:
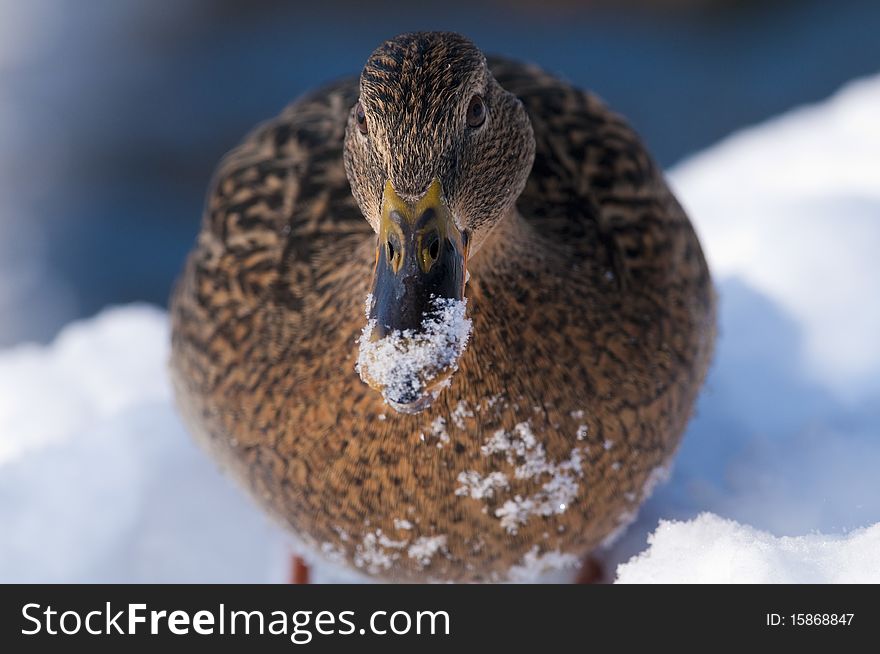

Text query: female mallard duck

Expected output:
[170,31,715,582]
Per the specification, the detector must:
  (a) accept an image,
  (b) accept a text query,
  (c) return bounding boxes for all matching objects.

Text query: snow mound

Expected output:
[670,74,880,401]
[0,305,291,583]
[0,304,169,466]
[356,295,471,411]
[616,514,880,583]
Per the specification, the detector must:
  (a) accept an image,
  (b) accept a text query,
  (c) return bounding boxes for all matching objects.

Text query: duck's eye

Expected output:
[355,102,368,134]
[466,95,486,128]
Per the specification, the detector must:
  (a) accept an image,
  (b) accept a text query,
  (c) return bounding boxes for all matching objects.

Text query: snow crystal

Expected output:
[450,399,474,429]
[506,546,579,583]
[331,526,351,543]
[428,416,450,445]
[616,514,880,583]
[495,468,582,535]
[320,542,346,565]
[356,295,471,411]
[575,424,588,441]
[482,393,505,410]
[393,518,413,531]
[466,421,586,534]
[640,464,671,501]
[353,529,407,575]
[480,429,515,457]
[407,535,447,567]
[455,470,509,500]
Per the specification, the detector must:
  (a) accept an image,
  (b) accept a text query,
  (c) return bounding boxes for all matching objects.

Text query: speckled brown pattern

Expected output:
[170,33,715,582]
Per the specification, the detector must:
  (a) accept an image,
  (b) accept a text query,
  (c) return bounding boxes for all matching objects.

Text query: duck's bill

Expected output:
[356,179,472,414]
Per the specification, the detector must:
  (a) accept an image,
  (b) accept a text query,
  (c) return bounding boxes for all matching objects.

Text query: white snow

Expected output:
[450,399,475,429]
[462,421,586,534]
[455,470,510,500]
[616,514,880,583]
[424,415,450,447]
[356,295,471,410]
[393,518,414,531]
[669,74,880,402]
[407,535,447,567]
[507,546,580,583]
[1,72,880,583]
[0,305,292,582]
[353,530,407,575]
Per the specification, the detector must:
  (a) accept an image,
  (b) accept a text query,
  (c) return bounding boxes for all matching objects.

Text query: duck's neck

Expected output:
[467,205,535,277]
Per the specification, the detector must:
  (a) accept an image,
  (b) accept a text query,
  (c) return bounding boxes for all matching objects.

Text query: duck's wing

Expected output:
[170,77,372,396]
[488,56,715,406]
[488,56,706,292]
[182,76,370,312]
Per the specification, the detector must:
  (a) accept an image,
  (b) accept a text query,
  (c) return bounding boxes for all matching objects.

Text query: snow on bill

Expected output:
[356,296,471,409]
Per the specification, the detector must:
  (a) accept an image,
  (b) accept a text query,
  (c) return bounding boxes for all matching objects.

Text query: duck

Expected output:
[170,31,715,583]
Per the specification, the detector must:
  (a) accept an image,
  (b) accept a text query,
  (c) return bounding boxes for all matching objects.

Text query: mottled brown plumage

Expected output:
[170,32,715,582]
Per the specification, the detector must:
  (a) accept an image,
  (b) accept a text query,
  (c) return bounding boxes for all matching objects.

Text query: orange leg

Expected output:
[290,555,311,584]
[575,555,605,584]
[289,553,598,583]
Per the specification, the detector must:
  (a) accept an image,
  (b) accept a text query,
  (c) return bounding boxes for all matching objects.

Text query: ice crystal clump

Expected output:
[356,296,471,411]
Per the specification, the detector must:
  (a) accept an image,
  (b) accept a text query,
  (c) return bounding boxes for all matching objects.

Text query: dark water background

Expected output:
[2,0,879,345]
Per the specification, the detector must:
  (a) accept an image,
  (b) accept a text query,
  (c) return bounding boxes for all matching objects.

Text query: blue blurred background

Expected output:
[2,0,879,346]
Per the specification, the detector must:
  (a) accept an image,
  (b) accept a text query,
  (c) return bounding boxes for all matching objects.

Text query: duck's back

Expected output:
[170,57,714,582]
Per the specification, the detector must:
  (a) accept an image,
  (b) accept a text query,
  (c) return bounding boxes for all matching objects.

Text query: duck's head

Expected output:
[345,32,535,414]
